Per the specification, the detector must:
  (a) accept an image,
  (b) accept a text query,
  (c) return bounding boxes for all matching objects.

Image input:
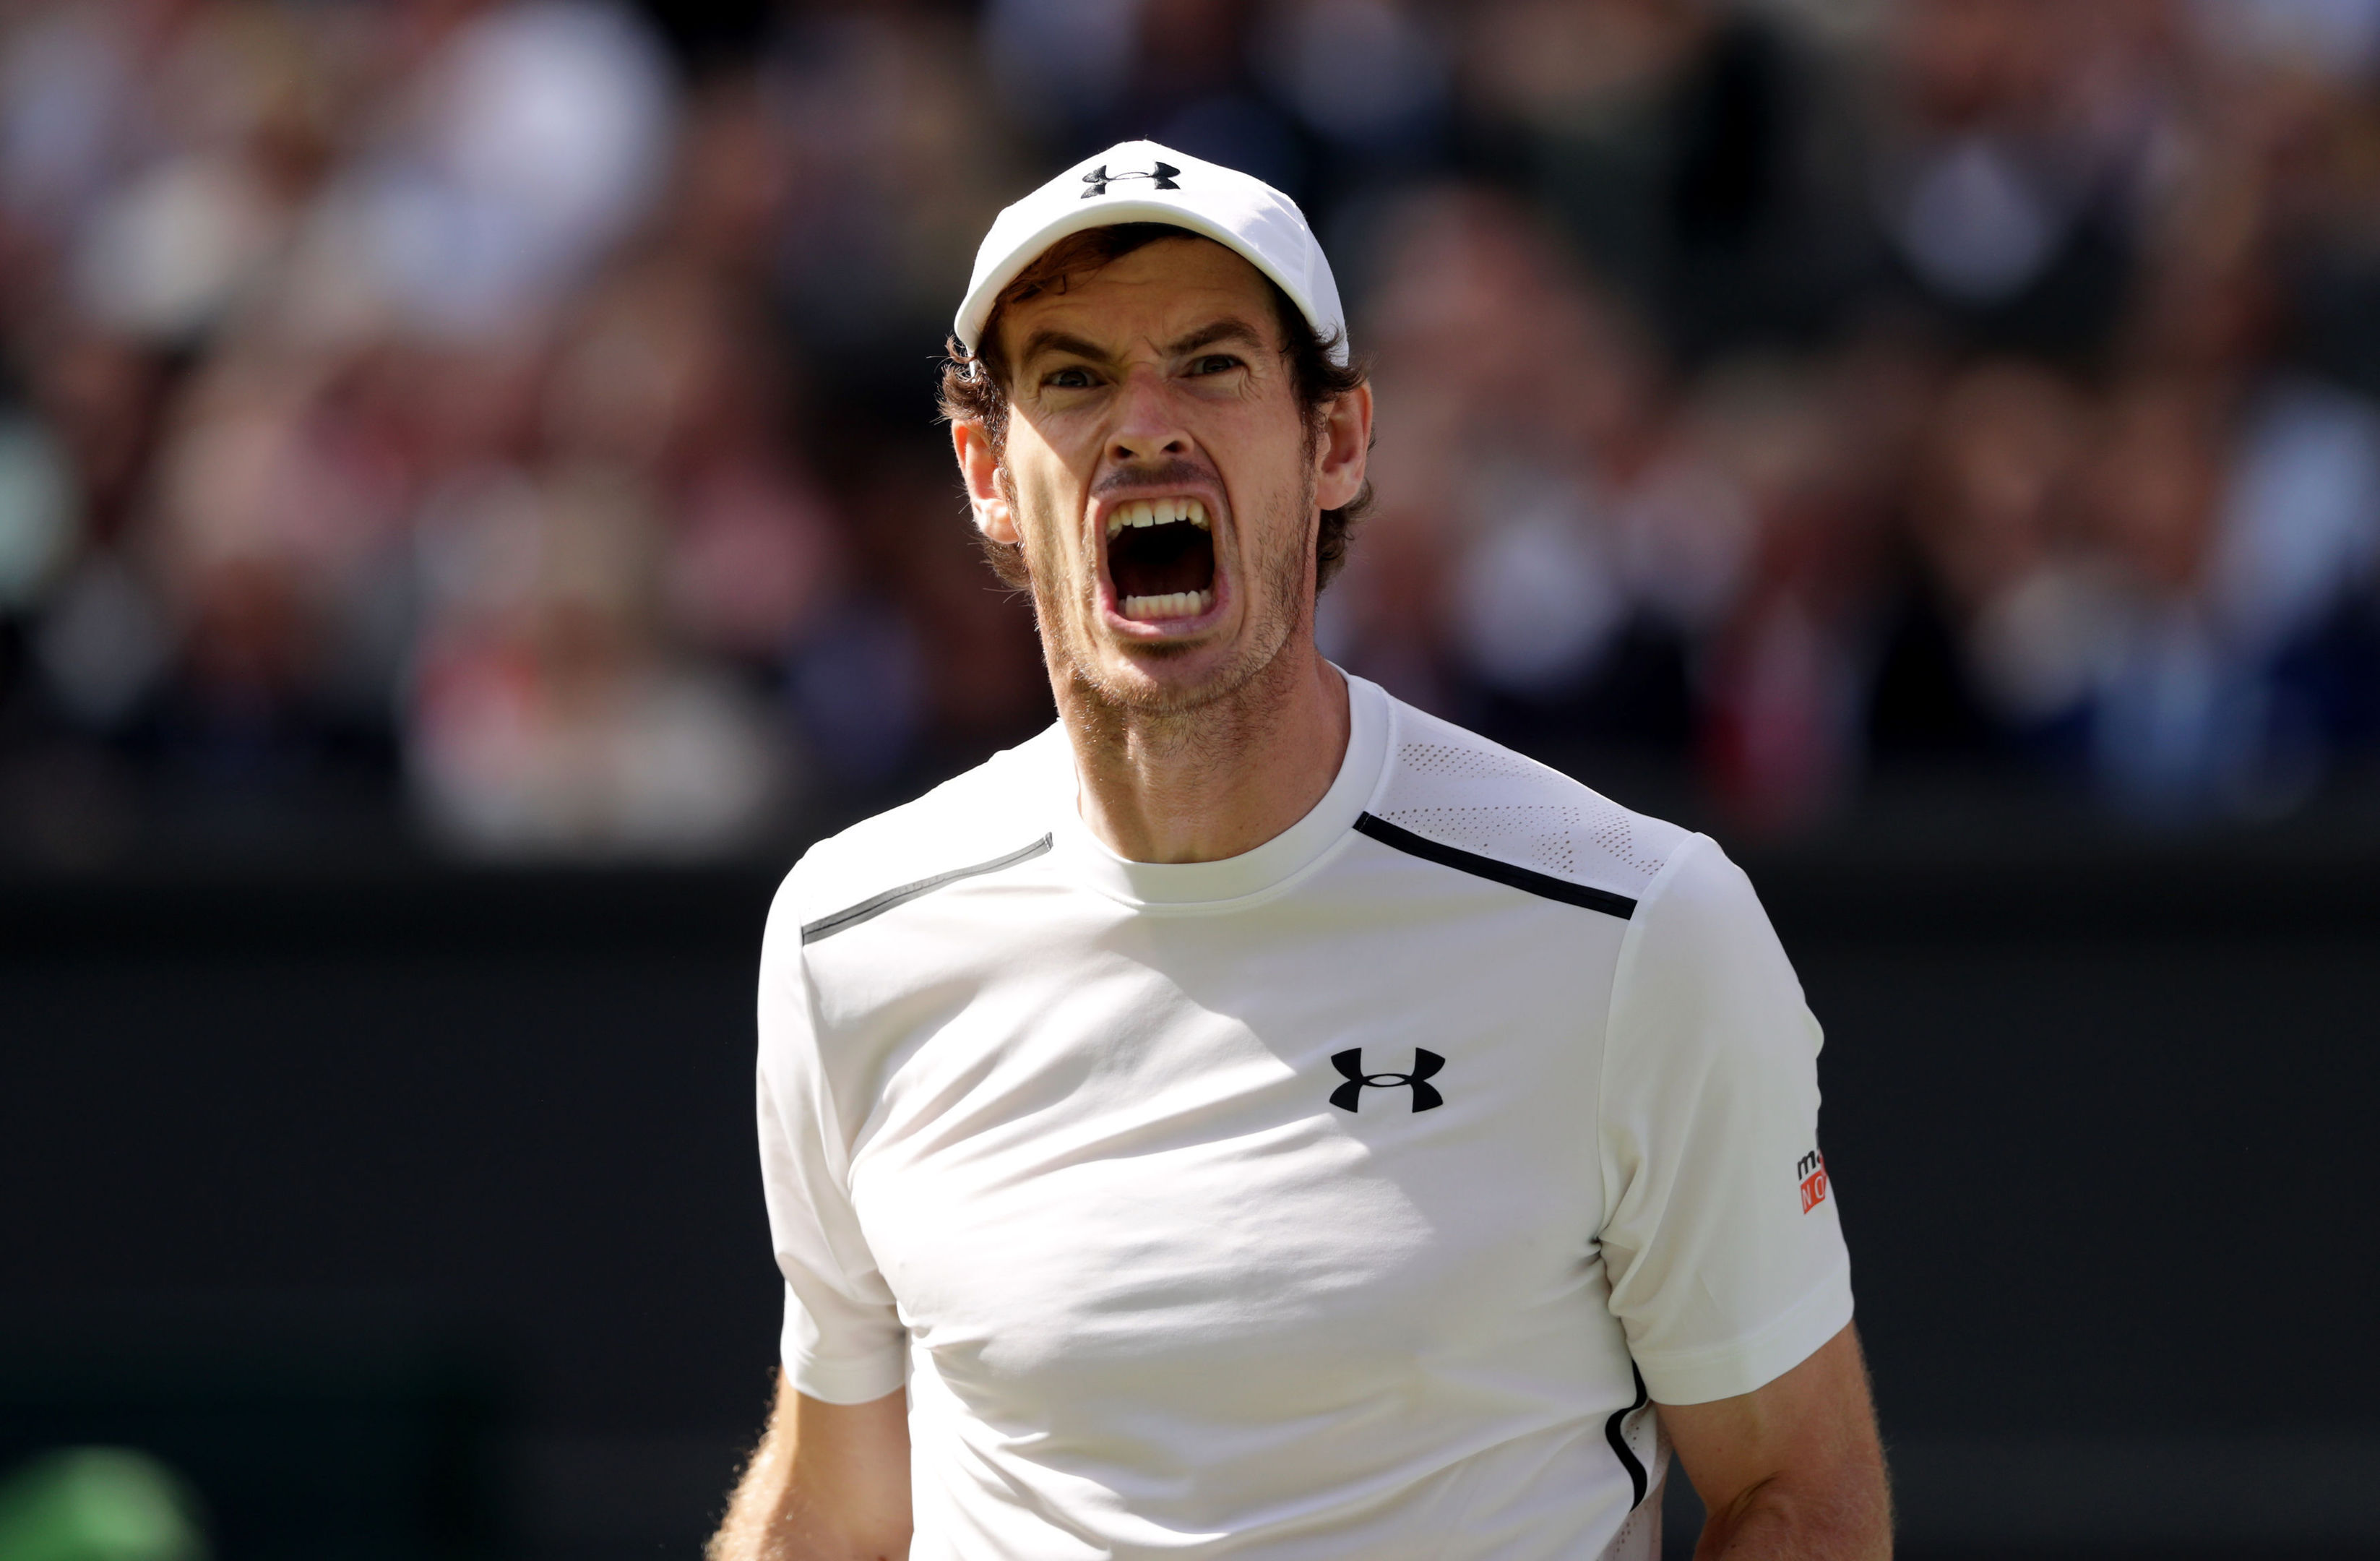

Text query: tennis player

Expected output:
[711,142,1889,1560]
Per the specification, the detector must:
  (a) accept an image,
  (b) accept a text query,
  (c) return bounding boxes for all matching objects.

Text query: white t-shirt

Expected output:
[755,674,1853,1560]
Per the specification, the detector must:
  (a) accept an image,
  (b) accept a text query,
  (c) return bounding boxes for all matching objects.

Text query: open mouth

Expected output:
[1105,497,1217,622]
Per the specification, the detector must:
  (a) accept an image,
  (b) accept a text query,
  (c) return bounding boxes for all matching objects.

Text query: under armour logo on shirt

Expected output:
[1081,161,1181,197]
[1330,1049,1446,1113]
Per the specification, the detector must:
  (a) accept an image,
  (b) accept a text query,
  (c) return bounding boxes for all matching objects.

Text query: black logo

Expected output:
[1331,1048,1445,1113]
[1080,161,1181,198]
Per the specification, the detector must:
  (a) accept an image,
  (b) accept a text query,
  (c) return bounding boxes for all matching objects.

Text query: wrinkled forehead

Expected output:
[993,235,1285,362]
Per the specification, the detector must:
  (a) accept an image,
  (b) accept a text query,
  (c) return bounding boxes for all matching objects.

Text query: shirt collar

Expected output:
[1043,671,1391,908]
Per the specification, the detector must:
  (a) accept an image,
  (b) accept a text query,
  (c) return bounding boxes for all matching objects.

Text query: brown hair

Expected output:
[939,223,1372,593]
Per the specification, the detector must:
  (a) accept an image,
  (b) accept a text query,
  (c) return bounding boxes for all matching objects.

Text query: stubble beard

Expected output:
[1009,460,1319,754]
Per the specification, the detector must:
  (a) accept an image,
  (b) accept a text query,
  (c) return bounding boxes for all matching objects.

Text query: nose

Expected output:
[1109,365,1189,466]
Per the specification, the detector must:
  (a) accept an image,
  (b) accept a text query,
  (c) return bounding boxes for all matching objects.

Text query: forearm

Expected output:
[710,1409,798,1561]
[1694,1472,1892,1560]
[710,1463,889,1561]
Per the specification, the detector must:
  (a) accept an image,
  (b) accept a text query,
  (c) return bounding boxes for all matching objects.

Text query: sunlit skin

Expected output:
[952,236,1373,864]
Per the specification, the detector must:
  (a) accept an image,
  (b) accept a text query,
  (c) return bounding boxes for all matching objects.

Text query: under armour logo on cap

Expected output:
[1081,160,1181,197]
[956,139,1350,366]
[1330,1049,1446,1113]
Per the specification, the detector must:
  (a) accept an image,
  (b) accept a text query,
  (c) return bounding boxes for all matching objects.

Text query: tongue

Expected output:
[1111,525,1214,600]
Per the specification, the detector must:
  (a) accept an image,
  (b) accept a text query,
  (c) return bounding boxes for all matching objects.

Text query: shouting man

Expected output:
[712,142,1889,1560]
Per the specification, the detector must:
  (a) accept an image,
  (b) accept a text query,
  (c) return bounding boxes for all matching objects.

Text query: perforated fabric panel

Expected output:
[1399,742,1546,783]
[1593,1470,1664,1561]
[1374,726,1688,902]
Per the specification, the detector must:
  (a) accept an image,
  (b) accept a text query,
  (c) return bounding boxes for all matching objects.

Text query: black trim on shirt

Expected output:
[1353,813,1638,921]
[800,835,1055,945]
[1605,1362,1652,1510]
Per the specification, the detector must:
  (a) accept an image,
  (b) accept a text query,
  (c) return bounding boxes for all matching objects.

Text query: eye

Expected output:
[1187,353,1243,377]
[1043,366,1096,390]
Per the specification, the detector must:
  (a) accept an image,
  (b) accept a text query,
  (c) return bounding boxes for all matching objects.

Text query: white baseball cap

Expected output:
[953,139,1349,367]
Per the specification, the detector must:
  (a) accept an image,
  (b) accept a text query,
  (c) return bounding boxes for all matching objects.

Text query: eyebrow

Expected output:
[1165,318,1268,357]
[1014,317,1272,371]
[1015,328,1108,366]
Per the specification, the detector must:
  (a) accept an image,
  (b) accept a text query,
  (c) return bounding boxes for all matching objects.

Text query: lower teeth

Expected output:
[1123,590,1212,621]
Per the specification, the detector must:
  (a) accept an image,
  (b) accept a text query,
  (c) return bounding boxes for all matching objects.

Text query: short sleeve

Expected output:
[1596,833,1853,1406]
[756,895,908,1404]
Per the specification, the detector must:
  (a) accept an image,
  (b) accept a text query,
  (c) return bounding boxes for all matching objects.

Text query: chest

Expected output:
[826,874,1628,1411]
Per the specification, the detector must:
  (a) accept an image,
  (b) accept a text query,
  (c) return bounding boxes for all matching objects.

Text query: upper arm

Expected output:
[756,915,908,1405]
[1657,1322,1889,1555]
[1598,835,1855,1405]
[784,1377,913,1557]
[710,1372,911,1561]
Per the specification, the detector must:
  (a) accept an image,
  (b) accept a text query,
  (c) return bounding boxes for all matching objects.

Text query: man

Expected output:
[712,142,1889,1560]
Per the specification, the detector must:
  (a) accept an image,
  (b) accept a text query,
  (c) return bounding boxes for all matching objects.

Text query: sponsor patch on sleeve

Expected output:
[1797,1149,1829,1213]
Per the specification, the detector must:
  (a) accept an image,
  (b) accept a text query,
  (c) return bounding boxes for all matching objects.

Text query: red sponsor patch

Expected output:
[1799,1156,1829,1213]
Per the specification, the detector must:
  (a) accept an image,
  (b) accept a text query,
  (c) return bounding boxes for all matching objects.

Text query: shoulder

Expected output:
[1602,828,1815,1070]
[1367,693,1696,915]
[765,723,1068,952]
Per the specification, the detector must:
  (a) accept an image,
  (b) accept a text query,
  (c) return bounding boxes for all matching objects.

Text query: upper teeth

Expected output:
[1105,496,1210,538]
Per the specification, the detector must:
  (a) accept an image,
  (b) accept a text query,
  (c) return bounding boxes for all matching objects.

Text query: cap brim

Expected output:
[954,197,1348,367]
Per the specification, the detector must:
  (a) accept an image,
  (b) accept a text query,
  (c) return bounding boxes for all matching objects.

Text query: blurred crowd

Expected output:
[1,0,2376,861]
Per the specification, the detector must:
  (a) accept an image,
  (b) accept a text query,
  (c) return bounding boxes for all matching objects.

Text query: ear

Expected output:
[1313,381,1373,514]
[952,419,1017,544]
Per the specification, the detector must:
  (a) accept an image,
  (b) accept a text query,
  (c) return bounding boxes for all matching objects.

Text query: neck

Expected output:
[1058,640,1351,865]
